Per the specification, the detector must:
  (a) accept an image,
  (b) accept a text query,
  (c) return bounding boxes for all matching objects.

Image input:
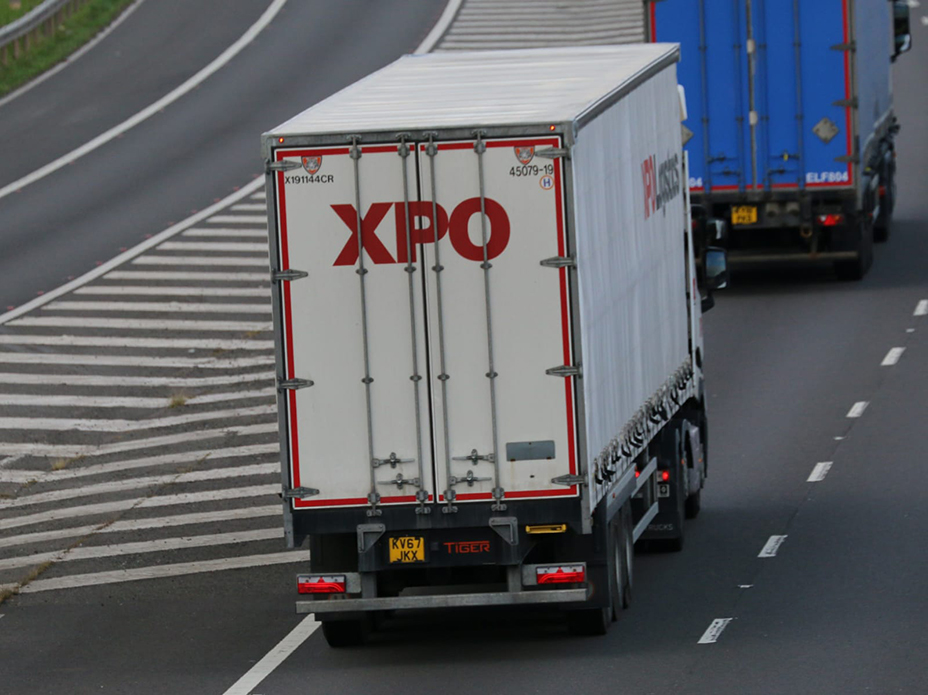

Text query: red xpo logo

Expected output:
[642,152,681,220]
[331,198,511,266]
[642,154,657,220]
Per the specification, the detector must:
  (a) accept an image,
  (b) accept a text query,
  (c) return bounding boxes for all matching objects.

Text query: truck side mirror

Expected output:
[893,1,912,61]
[705,247,729,292]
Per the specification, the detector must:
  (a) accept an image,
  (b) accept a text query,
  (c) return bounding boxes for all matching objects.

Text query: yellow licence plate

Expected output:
[731,205,758,225]
[389,536,425,564]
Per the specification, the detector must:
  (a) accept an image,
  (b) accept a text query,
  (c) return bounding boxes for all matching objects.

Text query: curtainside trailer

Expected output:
[649,0,913,279]
[261,45,727,646]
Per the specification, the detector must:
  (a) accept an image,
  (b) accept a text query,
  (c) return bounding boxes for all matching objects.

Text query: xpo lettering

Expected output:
[331,198,511,266]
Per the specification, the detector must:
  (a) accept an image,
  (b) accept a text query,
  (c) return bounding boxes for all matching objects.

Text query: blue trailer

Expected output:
[649,0,912,279]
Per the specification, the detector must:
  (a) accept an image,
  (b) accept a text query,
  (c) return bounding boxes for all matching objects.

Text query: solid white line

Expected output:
[8,317,271,331]
[0,371,274,389]
[881,347,905,366]
[0,0,289,203]
[223,616,319,695]
[0,352,273,368]
[158,241,269,253]
[847,401,869,418]
[205,216,268,225]
[0,505,281,550]
[0,421,277,458]
[0,334,271,349]
[74,286,270,297]
[230,204,267,212]
[0,0,147,109]
[916,300,928,316]
[183,228,268,238]
[104,270,269,282]
[0,484,280,531]
[132,256,269,267]
[0,404,276,432]
[44,300,270,313]
[416,0,465,52]
[19,551,307,594]
[807,462,833,482]
[0,528,284,572]
[698,618,733,644]
[758,535,787,558]
[0,388,274,410]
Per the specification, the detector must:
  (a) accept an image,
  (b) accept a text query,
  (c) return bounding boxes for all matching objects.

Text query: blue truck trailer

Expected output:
[648,0,912,279]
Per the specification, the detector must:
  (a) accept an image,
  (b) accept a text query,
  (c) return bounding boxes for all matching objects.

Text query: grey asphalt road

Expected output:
[1,7,927,695]
[0,0,446,311]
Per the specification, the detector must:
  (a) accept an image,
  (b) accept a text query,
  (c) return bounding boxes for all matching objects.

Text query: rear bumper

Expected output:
[298,587,589,615]
[728,250,857,265]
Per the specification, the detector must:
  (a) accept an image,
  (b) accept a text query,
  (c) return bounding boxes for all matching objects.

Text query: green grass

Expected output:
[0,1,46,27]
[0,0,136,96]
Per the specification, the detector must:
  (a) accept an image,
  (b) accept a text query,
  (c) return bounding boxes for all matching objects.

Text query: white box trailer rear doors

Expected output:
[271,133,579,513]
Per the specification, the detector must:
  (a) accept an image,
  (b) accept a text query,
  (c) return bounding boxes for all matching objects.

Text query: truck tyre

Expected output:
[684,441,702,519]
[621,505,633,609]
[835,216,874,281]
[321,617,369,648]
[609,514,629,621]
[874,164,896,243]
[567,606,611,636]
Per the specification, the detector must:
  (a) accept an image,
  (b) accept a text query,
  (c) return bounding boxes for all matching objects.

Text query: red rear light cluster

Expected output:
[536,565,585,585]
[297,575,346,594]
[661,470,671,482]
[817,214,845,227]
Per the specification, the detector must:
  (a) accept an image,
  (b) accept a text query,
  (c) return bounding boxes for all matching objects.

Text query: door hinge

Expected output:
[830,41,856,52]
[535,147,570,160]
[283,486,320,499]
[546,365,582,378]
[551,474,586,487]
[273,269,308,282]
[833,98,858,109]
[266,159,301,173]
[540,256,575,269]
[278,378,314,390]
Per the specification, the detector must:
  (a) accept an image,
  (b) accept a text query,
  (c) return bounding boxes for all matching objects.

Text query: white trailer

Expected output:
[261,45,725,646]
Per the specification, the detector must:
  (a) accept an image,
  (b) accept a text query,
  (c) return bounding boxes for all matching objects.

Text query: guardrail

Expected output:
[0,0,90,67]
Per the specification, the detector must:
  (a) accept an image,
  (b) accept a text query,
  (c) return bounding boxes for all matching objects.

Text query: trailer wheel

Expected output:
[566,606,610,636]
[835,215,874,281]
[874,163,896,243]
[321,617,369,648]
[621,505,633,609]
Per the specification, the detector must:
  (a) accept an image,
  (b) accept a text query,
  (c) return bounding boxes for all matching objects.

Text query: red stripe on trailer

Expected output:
[841,0,854,187]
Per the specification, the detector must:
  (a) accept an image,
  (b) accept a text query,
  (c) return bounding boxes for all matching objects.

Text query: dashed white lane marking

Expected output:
[75,286,269,297]
[158,241,269,253]
[921,15,928,26]
[8,317,271,332]
[0,505,281,551]
[105,270,269,282]
[0,528,285,572]
[698,618,733,644]
[132,255,269,267]
[0,404,275,432]
[0,352,273,368]
[0,484,280,531]
[45,300,271,313]
[807,462,833,482]
[222,615,320,695]
[18,550,307,594]
[0,0,289,203]
[0,371,274,389]
[0,443,279,485]
[2,463,278,509]
[0,389,273,410]
[183,228,268,238]
[230,204,268,212]
[206,215,269,225]
[914,300,927,316]
[847,401,869,418]
[881,347,906,366]
[758,535,788,558]
[0,334,271,349]
[0,421,277,458]
[907,328,916,334]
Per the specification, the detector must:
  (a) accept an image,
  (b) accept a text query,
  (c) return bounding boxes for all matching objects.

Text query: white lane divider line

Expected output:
[8,317,271,332]
[758,535,788,558]
[0,371,274,389]
[0,352,273,368]
[807,462,833,483]
[698,618,733,644]
[0,0,289,203]
[75,286,270,297]
[132,256,269,267]
[881,347,906,366]
[45,300,270,313]
[915,300,928,316]
[222,615,320,695]
[183,227,268,238]
[206,215,269,225]
[847,401,869,418]
[18,551,308,594]
[105,270,269,282]
[0,506,282,551]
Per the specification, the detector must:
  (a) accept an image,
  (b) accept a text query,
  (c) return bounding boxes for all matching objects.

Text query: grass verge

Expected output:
[0,0,136,97]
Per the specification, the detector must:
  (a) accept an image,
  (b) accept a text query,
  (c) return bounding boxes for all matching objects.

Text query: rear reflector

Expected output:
[297,575,346,594]
[536,564,585,585]
[661,470,671,482]
[525,524,568,535]
[817,214,845,226]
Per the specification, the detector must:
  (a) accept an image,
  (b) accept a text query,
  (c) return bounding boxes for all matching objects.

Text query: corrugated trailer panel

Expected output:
[572,65,689,494]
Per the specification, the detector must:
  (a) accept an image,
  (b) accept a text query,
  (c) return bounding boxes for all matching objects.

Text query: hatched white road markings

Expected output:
[132,255,269,267]
[0,334,270,349]
[847,401,869,418]
[222,616,320,695]
[105,270,269,281]
[914,300,927,316]
[206,215,269,225]
[0,352,273,368]
[0,371,273,389]
[158,241,270,253]
[0,404,276,432]
[45,300,271,313]
[758,535,788,558]
[230,203,268,212]
[0,389,273,410]
[698,618,733,644]
[75,286,269,297]
[881,347,906,366]
[8,317,271,332]
[807,462,833,483]
[183,227,268,238]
